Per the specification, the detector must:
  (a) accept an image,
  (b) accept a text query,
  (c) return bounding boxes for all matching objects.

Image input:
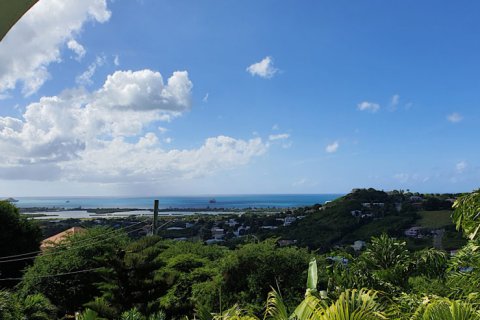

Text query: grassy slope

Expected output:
[416,210,453,228]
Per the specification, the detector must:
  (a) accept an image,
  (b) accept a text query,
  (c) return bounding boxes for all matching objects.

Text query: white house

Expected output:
[351,240,366,251]
[284,216,296,226]
[404,226,423,237]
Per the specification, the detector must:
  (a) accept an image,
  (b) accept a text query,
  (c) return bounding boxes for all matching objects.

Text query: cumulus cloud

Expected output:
[94,70,192,113]
[0,69,267,182]
[357,101,380,113]
[60,135,266,182]
[67,39,86,61]
[325,141,339,153]
[268,133,290,141]
[246,56,278,78]
[447,112,463,123]
[0,0,111,96]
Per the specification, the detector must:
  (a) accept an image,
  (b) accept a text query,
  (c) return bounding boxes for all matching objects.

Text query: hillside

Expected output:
[267,188,461,251]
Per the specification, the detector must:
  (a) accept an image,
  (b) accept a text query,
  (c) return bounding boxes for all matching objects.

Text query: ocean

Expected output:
[13,194,343,210]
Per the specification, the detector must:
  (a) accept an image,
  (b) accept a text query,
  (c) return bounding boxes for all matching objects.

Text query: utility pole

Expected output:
[153,199,159,235]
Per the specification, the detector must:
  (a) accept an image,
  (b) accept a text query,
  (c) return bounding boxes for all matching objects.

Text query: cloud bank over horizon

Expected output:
[0,69,267,183]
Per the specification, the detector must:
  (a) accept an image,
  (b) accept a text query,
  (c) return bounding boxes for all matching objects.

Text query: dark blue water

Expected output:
[13,194,343,209]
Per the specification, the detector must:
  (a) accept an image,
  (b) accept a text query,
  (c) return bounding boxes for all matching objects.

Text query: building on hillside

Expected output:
[410,196,423,202]
[40,227,86,251]
[351,210,362,217]
[278,239,297,246]
[351,240,366,252]
[211,227,225,240]
[326,256,349,266]
[226,219,238,227]
[283,216,296,226]
[404,226,423,238]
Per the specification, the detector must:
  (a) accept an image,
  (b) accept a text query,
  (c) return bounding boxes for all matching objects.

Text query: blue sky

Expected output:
[0,0,478,196]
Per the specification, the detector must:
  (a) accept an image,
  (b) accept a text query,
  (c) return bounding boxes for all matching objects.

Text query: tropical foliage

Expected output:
[1,189,480,319]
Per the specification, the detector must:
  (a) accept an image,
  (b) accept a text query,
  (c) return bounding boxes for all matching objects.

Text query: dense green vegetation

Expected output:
[0,188,478,319]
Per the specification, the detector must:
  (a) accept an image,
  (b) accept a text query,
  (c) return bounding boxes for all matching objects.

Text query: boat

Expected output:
[209,198,217,204]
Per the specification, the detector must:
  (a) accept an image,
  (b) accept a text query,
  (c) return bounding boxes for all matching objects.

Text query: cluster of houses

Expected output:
[350,202,386,219]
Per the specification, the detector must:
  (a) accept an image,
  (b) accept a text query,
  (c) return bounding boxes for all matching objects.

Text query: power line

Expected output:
[0,219,149,261]
[0,218,174,281]
[0,224,151,264]
[0,267,104,282]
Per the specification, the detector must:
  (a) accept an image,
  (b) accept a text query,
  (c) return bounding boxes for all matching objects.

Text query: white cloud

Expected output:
[246,56,278,79]
[76,55,106,86]
[357,101,380,113]
[292,178,307,187]
[94,69,192,113]
[325,141,339,153]
[113,54,120,66]
[268,133,290,141]
[67,39,86,61]
[447,112,463,123]
[0,0,111,96]
[389,94,399,111]
[158,127,168,134]
[202,93,209,102]
[456,161,467,173]
[394,173,410,183]
[0,69,267,182]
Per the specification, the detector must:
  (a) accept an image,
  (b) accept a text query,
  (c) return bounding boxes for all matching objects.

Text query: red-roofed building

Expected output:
[40,227,86,251]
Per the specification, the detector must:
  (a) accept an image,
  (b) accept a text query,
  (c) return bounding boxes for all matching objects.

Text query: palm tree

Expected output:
[411,298,480,320]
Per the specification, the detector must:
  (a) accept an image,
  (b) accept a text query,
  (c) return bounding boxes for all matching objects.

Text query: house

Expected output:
[211,227,225,240]
[351,210,373,219]
[351,240,366,252]
[351,210,362,217]
[173,237,188,241]
[40,227,86,251]
[283,216,296,226]
[278,239,297,247]
[205,238,224,245]
[234,225,250,237]
[410,196,423,202]
[226,219,238,227]
[327,256,349,266]
[261,225,278,230]
[167,227,184,231]
[404,226,423,238]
